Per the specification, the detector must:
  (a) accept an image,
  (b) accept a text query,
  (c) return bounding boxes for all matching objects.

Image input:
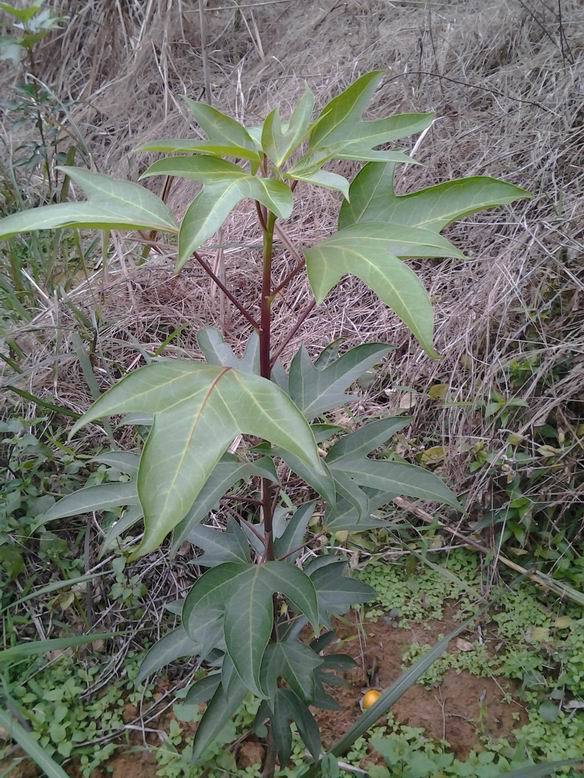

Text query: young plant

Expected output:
[0,71,529,773]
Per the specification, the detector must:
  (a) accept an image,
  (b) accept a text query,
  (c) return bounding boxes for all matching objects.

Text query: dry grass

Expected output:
[1,0,583,545]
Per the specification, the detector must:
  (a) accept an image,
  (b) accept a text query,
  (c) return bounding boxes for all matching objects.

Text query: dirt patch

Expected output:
[315,615,526,759]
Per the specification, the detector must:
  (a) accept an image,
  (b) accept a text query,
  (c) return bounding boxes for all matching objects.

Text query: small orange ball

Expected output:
[361,689,381,710]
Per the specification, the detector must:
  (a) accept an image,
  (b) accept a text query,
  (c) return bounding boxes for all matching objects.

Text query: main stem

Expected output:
[260,210,276,562]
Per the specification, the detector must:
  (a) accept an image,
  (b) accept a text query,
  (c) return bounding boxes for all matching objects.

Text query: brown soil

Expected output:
[315,614,526,759]
[1,616,526,777]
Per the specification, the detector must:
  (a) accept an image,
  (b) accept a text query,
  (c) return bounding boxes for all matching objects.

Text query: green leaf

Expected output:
[339,161,530,230]
[38,482,138,526]
[188,517,251,566]
[337,112,433,148]
[305,224,464,357]
[183,562,318,697]
[328,622,469,757]
[0,3,43,23]
[261,87,315,167]
[327,417,410,463]
[309,71,383,150]
[191,673,248,761]
[70,361,333,557]
[274,501,317,561]
[497,761,581,777]
[0,166,178,240]
[183,562,249,629]
[288,342,391,419]
[184,673,221,705]
[197,327,259,374]
[308,560,375,623]
[286,169,350,200]
[275,689,321,762]
[138,138,260,162]
[261,641,323,702]
[101,506,143,553]
[224,567,274,697]
[178,177,293,267]
[170,455,276,555]
[333,148,416,164]
[272,690,294,765]
[329,458,461,510]
[0,708,68,778]
[324,498,389,532]
[184,98,260,157]
[0,633,112,665]
[224,563,319,696]
[140,155,247,184]
[136,627,198,683]
[91,450,140,474]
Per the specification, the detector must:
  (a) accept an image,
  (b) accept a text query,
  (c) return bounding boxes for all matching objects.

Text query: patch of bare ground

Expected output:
[316,614,526,760]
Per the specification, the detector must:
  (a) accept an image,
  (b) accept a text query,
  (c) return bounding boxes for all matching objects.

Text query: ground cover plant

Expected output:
[0,67,533,775]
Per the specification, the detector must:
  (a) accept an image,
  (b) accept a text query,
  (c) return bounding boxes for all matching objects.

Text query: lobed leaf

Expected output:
[305,223,464,357]
[288,342,392,420]
[339,161,530,230]
[71,361,333,557]
[188,517,251,567]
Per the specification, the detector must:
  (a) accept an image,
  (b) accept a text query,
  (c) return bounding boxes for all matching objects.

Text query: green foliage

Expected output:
[360,549,481,624]
[0,70,530,775]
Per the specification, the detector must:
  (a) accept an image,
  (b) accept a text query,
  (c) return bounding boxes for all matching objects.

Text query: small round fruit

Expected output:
[361,689,381,710]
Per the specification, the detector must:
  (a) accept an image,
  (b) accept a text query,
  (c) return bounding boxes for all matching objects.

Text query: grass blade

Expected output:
[330,622,467,757]
[0,708,69,778]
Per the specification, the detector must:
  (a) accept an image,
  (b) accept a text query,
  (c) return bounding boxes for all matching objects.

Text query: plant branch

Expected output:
[270,299,316,365]
[192,251,259,330]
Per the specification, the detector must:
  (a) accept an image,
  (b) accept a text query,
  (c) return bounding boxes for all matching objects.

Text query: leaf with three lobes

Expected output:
[0,166,177,239]
[177,177,293,266]
[338,161,530,230]
[304,223,464,357]
[260,640,323,703]
[70,361,333,558]
[183,561,319,697]
[271,688,321,764]
[307,560,376,624]
[288,342,392,420]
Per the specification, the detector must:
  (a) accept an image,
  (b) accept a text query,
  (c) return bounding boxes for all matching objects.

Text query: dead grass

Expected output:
[1,0,583,545]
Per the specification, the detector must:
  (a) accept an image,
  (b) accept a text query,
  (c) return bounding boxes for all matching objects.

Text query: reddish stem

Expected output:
[259,210,276,561]
[192,251,260,330]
